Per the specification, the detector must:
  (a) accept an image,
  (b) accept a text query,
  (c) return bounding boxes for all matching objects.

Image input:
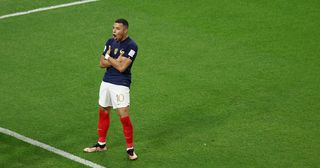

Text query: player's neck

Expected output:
[119,35,129,42]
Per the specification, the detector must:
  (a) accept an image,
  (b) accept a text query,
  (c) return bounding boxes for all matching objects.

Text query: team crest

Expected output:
[114,48,118,55]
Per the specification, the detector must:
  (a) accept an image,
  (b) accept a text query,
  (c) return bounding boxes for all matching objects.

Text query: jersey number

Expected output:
[116,94,125,102]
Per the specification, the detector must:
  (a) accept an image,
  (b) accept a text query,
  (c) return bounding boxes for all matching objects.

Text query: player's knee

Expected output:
[99,106,110,113]
[117,107,129,117]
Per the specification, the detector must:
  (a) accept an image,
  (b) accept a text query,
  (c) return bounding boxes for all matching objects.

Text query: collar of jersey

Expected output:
[119,36,130,44]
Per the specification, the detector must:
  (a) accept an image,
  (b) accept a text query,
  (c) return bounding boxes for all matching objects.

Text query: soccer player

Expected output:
[83,19,138,160]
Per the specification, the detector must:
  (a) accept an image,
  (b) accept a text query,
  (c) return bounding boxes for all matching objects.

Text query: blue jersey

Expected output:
[102,37,138,87]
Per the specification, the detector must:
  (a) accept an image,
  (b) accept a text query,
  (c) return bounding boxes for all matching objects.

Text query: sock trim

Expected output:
[98,141,106,145]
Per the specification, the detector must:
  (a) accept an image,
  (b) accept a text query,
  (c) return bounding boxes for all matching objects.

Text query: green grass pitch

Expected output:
[0,0,319,167]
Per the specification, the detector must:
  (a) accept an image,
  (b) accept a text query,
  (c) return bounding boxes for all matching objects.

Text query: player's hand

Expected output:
[120,50,124,56]
[116,50,124,62]
[119,50,124,58]
[107,45,111,55]
[105,45,111,60]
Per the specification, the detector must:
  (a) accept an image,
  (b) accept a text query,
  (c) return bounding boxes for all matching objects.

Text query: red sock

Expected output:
[97,108,110,143]
[120,116,133,148]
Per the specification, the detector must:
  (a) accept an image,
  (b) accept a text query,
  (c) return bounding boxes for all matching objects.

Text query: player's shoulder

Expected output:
[127,37,138,49]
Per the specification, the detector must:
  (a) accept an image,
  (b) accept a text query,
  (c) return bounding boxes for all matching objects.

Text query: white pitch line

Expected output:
[0,0,99,20]
[0,127,105,168]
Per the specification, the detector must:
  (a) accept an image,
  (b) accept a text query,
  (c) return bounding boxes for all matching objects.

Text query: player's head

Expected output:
[113,18,129,42]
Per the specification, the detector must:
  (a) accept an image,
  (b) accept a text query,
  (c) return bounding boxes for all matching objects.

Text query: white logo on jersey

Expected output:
[128,49,136,57]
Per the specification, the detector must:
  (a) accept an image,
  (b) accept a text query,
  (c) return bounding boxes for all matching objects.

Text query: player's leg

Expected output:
[97,106,111,145]
[110,84,137,160]
[117,107,137,160]
[117,107,132,148]
[84,106,110,153]
[84,82,112,153]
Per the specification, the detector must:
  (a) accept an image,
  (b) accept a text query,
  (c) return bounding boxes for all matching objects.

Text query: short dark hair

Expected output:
[115,18,129,29]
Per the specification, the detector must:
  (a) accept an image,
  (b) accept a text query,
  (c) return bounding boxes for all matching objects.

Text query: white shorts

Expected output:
[99,81,130,109]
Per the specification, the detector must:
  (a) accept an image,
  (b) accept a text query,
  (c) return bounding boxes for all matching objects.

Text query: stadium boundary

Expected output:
[0,127,105,168]
[0,0,99,20]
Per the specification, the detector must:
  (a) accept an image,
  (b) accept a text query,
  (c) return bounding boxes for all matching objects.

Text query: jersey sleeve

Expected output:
[102,39,111,56]
[123,43,138,61]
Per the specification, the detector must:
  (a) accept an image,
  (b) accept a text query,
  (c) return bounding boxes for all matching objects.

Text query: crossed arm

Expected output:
[99,46,132,73]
